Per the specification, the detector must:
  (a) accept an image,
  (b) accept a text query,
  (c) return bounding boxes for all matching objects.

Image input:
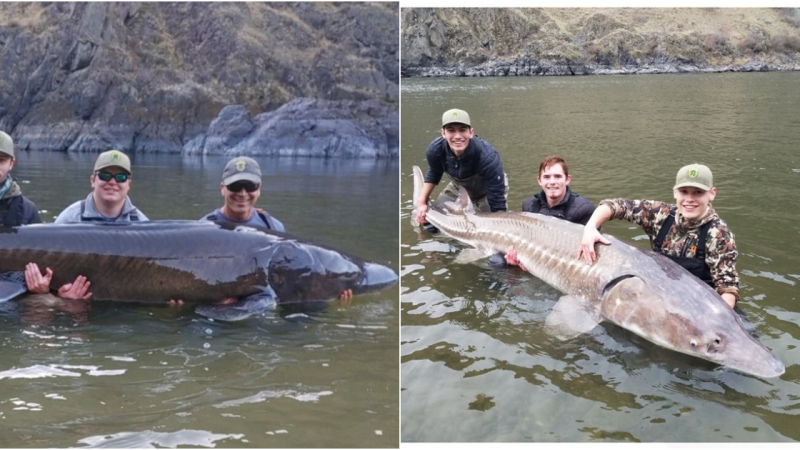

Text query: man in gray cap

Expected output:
[415,108,508,232]
[25,150,148,300]
[200,156,285,231]
[0,130,42,226]
[577,163,739,309]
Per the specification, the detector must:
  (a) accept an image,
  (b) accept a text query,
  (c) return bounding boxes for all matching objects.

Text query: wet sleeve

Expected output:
[706,224,740,301]
[478,144,507,212]
[600,198,672,239]
[424,138,445,185]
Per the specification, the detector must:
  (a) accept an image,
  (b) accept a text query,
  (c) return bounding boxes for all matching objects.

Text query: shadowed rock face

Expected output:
[0,2,398,157]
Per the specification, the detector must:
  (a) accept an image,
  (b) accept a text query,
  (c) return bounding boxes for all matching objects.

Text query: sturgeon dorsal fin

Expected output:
[456,185,475,215]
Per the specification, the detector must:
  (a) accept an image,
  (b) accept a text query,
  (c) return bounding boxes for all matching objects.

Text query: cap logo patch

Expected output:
[235,159,247,172]
[111,151,121,161]
[688,169,698,178]
[452,112,459,118]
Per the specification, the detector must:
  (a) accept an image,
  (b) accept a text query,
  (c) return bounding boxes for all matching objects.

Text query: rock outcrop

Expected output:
[0,2,398,157]
[402,8,800,79]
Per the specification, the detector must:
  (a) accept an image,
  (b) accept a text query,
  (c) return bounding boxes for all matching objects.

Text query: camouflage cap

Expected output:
[222,156,261,185]
[0,131,14,158]
[674,163,713,191]
[441,109,471,128]
[94,150,132,174]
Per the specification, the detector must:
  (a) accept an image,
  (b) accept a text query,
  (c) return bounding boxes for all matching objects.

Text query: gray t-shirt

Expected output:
[200,208,285,232]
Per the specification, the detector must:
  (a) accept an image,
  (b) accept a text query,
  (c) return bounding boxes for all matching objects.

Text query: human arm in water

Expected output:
[415,182,437,224]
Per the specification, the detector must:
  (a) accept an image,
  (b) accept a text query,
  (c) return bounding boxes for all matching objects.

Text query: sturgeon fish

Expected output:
[0,220,397,321]
[412,165,784,378]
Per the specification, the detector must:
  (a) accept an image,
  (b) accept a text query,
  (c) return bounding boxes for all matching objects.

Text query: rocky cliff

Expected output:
[402,8,800,77]
[0,2,398,157]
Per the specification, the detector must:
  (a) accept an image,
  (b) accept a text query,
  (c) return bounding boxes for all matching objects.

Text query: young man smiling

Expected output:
[578,163,739,308]
[415,108,508,229]
[506,156,595,268]
[55,150,148,223]
[0,130,42,226]
[26,150,148,300]
[200,156,285,231]
[521,156,595,224]
[199,156,353,303]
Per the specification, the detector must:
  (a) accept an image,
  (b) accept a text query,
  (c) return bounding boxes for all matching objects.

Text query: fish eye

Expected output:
[690,340,697,347]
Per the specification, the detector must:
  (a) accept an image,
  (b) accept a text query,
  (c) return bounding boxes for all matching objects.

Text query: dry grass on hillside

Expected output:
[545,8,799,42]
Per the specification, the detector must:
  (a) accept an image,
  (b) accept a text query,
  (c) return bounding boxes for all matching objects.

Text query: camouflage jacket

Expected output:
[600,198,739,301]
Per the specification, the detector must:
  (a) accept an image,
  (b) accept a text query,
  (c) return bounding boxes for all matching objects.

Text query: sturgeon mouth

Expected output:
[354,262,398,294]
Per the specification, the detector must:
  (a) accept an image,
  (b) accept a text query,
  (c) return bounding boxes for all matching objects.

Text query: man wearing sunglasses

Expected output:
[199,156,353,303]
[54,150,148,224]
[0,131,42,227]
[26,150,149,299]
[200,156,285,232]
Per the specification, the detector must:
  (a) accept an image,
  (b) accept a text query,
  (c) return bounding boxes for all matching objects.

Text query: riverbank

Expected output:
[402,57,800,77]
[402,8,800,79]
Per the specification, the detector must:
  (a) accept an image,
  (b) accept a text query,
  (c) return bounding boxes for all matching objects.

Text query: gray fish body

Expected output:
[413,165,784,378]
[0,221,397,311]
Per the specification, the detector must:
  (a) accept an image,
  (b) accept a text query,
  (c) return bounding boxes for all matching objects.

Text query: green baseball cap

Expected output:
[674,163,713,191]
[0,131,14,158]
[222,156,262,185]
[94,150,132,174]
[441,109,471,128]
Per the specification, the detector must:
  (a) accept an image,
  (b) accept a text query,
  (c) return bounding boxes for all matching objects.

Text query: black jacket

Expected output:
[424,136,507,212]
[0,195,42,226]
[521,187,595,225]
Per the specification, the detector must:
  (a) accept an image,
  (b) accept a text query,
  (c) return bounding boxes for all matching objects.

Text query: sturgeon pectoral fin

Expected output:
[0,272,28,303]
[544,295,602,341]
[453,248,488,264]
[195,292,277,322]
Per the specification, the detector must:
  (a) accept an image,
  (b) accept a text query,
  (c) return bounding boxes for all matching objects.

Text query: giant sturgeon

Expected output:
[0,220,397,321]
[412,165,784,378]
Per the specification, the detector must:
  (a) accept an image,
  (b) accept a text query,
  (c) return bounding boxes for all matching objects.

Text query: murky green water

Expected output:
[400,72,800,442]
[1,152,399,447]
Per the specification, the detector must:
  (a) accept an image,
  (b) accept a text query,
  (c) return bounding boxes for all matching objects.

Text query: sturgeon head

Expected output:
[599,264,785,379]
[261,240,397,307]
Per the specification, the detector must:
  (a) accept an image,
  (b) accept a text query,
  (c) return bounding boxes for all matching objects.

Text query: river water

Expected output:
[400,72,800,442]
[1,152,399,447]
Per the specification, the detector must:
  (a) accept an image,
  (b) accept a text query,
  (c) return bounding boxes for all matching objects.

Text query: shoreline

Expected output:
[402,61,800,78]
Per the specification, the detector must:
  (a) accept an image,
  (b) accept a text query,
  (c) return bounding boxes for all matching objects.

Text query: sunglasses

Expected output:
[96,171,129,183]
[226,181,260,193]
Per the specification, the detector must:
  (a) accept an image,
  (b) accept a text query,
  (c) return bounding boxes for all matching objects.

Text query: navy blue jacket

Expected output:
[424,136,507,212]
[521,187,595,225]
